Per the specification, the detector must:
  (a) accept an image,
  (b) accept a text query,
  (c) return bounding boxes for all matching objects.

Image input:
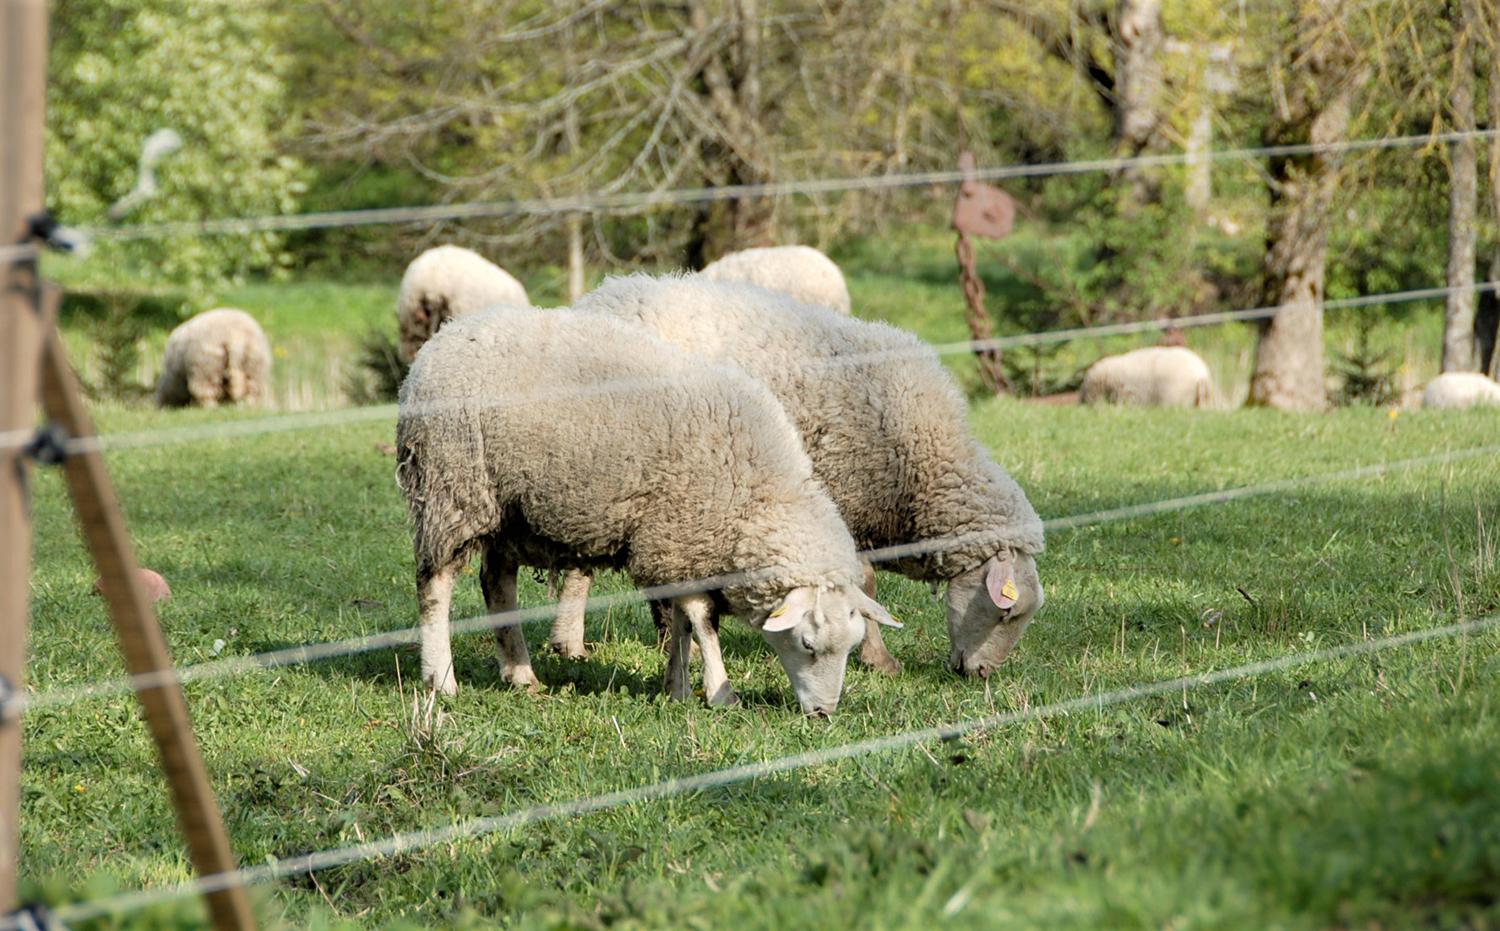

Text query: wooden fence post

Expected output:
[0,0,50,910]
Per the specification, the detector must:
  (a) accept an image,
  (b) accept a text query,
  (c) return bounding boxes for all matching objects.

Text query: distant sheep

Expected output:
[576,274,1046,679]
[396,245,529,363]
[396,304,897,714]
[699,245,852,315]
[1079,346,1214,408]
[1422,371,1500,409]
[155,308,271,408]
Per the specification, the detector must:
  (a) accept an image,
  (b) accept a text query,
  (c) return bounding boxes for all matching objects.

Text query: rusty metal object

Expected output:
[952,151,1014,395]
[952,151,1016,240]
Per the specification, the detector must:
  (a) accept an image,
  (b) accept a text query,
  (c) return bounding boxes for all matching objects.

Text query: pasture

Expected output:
[20,381,1500,927]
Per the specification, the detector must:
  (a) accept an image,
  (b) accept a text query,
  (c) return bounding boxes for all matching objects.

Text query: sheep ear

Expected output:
[764,587,817,633]
[985,555,1018,610]
[856,590,902,628]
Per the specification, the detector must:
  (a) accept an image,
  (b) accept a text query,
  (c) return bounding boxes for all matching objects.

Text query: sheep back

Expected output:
[1079,346,1214,408]
[396,245,530,363]
[395,305,862,616]
[155,308,271,408]
[1422,371,1500,409]
[699,245,852,315]
[576,274,1043,582]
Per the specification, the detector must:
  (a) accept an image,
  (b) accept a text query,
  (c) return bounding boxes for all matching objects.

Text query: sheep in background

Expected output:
[699,245,852,315]
[155,308,271,408]
[575,274,1045,679]
[396,244,529,363]
[1422,371,1500,409]
[1079,346,1215,408]
[396,304,898,714]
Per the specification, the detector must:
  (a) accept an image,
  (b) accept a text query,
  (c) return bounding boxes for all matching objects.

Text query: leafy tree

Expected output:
[46,0,303,299]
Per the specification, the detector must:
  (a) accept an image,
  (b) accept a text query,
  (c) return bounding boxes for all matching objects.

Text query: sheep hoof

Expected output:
[860,646,902,676]
[426,673,458,698]
[549,640,589,660]
[706,684,740,708]
[506,668,541,692]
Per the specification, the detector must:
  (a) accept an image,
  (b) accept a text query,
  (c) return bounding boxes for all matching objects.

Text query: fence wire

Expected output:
[3,278,1493,459]
[80,128,1500,242]
[15,439,1499,720]
[30,611,1500,929]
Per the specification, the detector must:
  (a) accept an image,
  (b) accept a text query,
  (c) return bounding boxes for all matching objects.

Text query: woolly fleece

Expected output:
[1079,345,1214,408]
[699,245,852,315]
[575,274,1044,581]
[395,304,864,618]
[155,308,271,408]
[396,244,530,363]
[1422,371,1500,409]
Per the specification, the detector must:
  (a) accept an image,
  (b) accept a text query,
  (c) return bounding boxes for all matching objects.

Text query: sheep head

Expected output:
[945,551,1044,678]
[759,585,898,715]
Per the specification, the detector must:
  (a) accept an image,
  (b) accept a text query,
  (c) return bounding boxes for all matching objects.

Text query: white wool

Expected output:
[396,244,529,362]
[155,308,271,408]
[699,245,852,314]
[1079,346,1215,408]
[1421,371,1500,409]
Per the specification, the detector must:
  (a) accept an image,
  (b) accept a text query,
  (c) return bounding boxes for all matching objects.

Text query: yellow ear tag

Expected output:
[1001,578,1019,601]
[768,605,789,618]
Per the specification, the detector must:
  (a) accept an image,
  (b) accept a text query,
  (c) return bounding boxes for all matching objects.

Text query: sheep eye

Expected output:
[800,634,816,654]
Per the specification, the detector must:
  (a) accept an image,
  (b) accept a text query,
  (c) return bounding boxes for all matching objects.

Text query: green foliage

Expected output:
[47,0,304,299]
[1332,316,1400,407]
[346,328,409,405]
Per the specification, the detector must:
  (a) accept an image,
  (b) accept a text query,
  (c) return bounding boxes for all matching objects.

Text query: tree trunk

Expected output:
[686,0,775,265]
[1113,0,1165,204]
[1442,0,1479,372]
[1248,0,1359,411]
[1478,0,1500,377]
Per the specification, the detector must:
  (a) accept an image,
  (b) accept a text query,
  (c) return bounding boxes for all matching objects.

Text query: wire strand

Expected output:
[16,440,1498,719]
[37,611,1500,929]
[83,128,1500,242]
[4,279,1490,458]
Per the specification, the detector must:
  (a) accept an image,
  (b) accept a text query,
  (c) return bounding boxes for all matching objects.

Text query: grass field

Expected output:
[20,230,1498,927]
[19,395,1500,928]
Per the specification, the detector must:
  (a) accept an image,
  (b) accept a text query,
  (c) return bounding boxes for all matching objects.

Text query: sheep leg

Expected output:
[858,561,902,675]
[417,562,461,696]
[649,598,700,659]
[663,600,694,702]
[680,593,738,707]
[480,548,540,691]
[548,569,591,658]
[651,598,672,651]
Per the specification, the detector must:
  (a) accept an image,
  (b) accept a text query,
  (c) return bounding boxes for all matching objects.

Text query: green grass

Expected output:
[19,398,1500,929]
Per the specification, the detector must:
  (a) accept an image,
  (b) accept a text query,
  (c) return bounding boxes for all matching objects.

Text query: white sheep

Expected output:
[573,274,1046,679]
[699,245,852,315]
[396,245,530,363]
[1079,346,1215,408]
[155,308,271,408]
[395,304,897,714]
[1422,371,1500,409]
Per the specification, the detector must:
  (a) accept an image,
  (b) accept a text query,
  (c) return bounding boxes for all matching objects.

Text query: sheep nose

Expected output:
[950,654,966,676]
[808,706,832,719]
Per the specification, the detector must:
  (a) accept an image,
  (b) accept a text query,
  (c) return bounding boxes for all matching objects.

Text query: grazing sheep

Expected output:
[699,245,852,315]
[396,245,530,363]
[1422,371,1500,409]
[1079,346,1215,408]
[395,305,897,714]
[155,308,271,408]
[574,275,1045,679]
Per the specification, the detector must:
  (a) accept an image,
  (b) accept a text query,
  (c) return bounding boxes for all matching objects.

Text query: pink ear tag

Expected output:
[986,556,1018,610]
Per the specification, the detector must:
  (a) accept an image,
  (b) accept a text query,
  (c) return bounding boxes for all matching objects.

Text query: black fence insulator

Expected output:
[23,424,71,467]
